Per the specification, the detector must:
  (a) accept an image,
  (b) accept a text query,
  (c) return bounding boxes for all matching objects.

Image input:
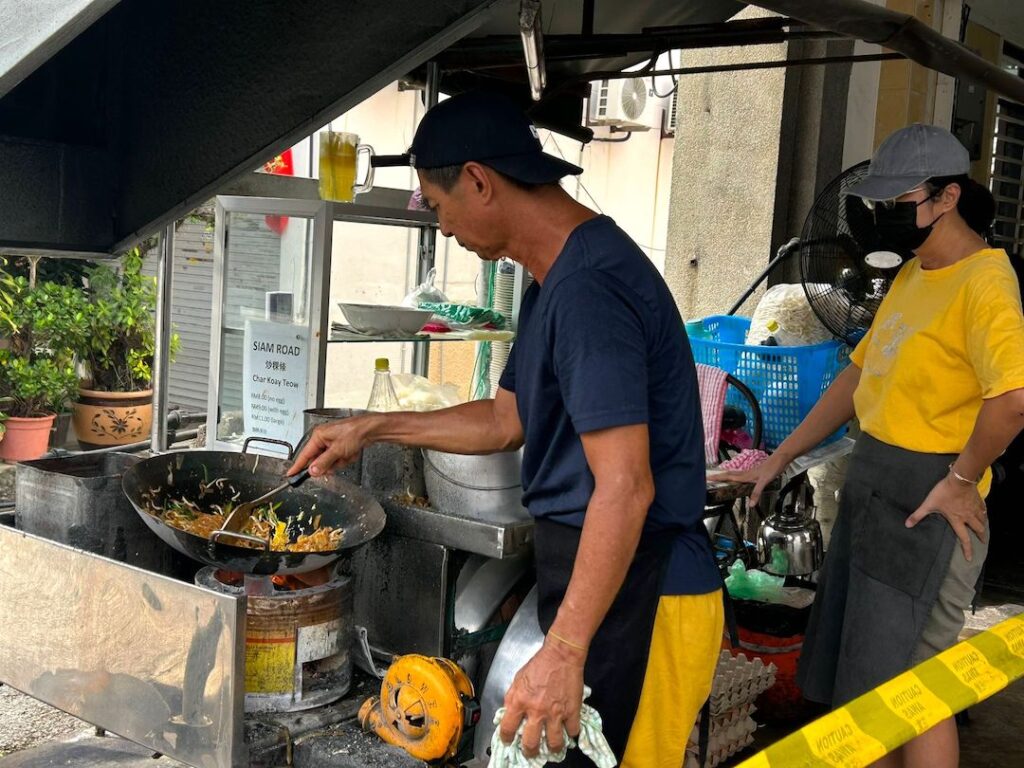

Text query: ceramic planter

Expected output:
[73,388,153,450]
[0,414,56,462]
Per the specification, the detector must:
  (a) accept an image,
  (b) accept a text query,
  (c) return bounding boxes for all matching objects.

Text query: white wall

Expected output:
[281,81,677,408]
[842,36,884,170]
[842,0,961,168]
[545,122,676,273]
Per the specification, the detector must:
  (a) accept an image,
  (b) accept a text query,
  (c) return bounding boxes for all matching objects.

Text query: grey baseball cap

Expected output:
[847,123,970,201]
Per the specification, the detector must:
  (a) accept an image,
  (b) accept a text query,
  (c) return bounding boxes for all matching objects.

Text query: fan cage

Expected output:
[799,161,893,347]
[620,77,648,121]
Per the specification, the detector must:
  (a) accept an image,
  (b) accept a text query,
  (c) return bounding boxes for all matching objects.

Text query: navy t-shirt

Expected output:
[498,215,719,596]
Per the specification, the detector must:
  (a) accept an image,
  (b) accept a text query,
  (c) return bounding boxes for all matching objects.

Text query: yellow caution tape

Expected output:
[737,613,1024,768]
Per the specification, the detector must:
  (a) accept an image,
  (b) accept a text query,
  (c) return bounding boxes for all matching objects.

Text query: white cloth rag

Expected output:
[486,686,617,768]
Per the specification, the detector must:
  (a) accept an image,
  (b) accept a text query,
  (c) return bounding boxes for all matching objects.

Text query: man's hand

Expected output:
[287,416,373,477]
[498,637,585,757]
[905,473,987,561]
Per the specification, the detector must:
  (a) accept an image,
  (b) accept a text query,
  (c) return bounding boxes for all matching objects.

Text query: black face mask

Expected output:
[872,200,944,253]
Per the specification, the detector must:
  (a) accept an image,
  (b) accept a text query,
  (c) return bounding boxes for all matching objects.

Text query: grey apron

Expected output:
[796,433,958,707]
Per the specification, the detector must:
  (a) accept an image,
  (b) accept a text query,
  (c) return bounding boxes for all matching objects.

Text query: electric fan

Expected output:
[799,160,905,346]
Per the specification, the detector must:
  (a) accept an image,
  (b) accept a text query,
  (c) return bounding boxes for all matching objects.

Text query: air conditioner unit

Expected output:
[588,77,667,131]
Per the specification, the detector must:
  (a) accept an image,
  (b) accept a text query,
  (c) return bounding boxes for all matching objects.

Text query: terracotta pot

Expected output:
[73,388,153,450]
[0,414,57,462]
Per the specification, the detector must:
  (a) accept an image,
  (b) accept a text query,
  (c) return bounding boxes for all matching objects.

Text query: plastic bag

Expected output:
[418,302,508,330]
[724,560,785,602]
[392,373,463,411]
[746,284,833,346]
[402,267,449,308]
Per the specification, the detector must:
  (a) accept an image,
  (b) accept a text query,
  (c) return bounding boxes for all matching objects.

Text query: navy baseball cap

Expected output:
[372,91,583,184]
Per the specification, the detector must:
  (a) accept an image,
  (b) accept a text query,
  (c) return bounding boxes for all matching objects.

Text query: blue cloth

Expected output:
[498,215,718,595]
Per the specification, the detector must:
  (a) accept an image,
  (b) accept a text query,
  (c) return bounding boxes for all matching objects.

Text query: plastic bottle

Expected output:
[763,319,799,347]
[366,358,401,412]
[685,319,709,340]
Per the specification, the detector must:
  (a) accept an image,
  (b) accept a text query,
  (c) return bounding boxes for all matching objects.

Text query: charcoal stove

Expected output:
[195,567,354,714]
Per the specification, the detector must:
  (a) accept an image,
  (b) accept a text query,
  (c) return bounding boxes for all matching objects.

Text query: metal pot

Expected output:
[757,475,823,577]
[422,449,529,522]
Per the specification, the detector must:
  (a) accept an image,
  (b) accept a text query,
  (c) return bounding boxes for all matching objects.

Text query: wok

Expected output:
[122,438,385,575]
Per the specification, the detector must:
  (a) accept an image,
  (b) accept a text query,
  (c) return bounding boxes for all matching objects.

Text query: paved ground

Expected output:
[3,674,1021,768]
[0,685,90,757]
[0,732,186,767]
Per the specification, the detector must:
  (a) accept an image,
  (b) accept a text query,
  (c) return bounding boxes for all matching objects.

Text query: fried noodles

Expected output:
[143,491,342,552]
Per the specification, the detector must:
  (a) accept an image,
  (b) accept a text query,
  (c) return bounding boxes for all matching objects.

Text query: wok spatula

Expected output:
[219,468,311,534]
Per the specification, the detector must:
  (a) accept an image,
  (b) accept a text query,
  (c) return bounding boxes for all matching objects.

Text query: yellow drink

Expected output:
[318,132,359,202]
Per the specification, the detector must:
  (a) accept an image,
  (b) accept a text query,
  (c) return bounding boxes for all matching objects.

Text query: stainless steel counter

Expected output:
[0,525,246,768]
[379,497,534,560]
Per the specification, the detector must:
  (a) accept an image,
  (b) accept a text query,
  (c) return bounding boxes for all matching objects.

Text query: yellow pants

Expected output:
[621,590,724,768]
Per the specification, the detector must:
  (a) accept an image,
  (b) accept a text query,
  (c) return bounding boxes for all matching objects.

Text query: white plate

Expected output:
[337,303,433,335]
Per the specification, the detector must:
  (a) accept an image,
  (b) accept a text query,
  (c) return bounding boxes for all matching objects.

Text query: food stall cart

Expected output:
[0,54,858,768]
[3,2,1024,767]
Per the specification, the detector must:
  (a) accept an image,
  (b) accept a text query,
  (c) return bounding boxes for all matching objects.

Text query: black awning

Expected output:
[0,0,744,256]
[751,0,1024,104]
[0,0,1020,256]
[0,0,503,255]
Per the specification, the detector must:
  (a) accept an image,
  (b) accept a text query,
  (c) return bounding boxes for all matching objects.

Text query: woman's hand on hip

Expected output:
[905,475,987,561]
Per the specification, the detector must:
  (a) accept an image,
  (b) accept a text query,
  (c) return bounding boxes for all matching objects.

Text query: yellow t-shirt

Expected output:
[850,248,1024,496]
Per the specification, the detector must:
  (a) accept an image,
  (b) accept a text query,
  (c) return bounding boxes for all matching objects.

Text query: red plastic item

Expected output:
[263,148,294,234]
[727,626,817,724]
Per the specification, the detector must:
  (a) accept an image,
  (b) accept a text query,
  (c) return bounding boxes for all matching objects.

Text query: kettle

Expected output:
[757,474,823,577]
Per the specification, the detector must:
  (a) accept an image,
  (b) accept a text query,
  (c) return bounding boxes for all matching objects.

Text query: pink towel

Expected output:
[696,363,729,466]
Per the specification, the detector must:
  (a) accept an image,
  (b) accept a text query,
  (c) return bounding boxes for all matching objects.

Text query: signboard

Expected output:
[242,319,309,454]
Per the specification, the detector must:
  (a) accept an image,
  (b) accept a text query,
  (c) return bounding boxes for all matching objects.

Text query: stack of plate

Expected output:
[487,262,518,395]
[489,343,511,397]
[493,262,517,317]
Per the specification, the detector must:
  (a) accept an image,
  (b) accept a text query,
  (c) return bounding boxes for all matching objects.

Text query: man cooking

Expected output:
[288,91,722,766]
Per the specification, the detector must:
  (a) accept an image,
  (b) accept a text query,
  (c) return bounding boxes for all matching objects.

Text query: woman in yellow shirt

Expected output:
[724,124,1024,768]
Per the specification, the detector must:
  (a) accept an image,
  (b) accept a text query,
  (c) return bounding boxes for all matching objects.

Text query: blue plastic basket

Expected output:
[689,315,850,450]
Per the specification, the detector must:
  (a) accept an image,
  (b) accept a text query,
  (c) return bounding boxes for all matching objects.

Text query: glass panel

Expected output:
[216,211,313,452]
[325,221,486,409]
[429,239,496,402]
[326,220,418,408]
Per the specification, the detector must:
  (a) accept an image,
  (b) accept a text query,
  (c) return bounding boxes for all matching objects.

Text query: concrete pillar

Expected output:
[664,7,789,320]
[771,37,856,284]
[868,0,966,152]
[963,20,1002,185]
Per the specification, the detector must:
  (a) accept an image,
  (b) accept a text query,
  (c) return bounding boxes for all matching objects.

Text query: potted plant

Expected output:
[0,268,82,461]
[72,247,177,449]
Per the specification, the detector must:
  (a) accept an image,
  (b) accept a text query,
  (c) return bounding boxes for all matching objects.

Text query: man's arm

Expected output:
[288,387,523,477]
[548,423,654,646]
[498,423,653,755]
